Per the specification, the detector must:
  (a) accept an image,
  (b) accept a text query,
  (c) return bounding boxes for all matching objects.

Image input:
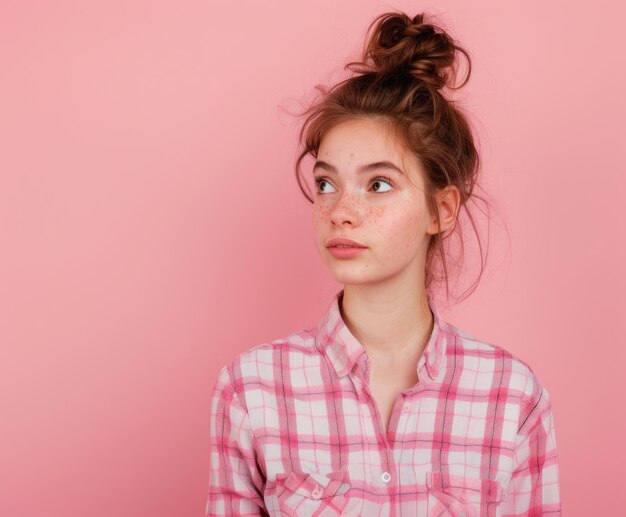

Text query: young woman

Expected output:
[206,11,561,517]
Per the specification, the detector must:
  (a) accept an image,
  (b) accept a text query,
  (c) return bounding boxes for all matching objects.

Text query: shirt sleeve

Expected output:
[205,364,268,517]
[500,382,562,516]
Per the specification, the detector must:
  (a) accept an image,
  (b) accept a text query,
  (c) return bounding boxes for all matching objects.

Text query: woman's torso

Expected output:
[224,300,545,516]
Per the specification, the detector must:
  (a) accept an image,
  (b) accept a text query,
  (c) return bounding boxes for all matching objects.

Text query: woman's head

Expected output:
[311,115,460,296]
[296,11,489,303]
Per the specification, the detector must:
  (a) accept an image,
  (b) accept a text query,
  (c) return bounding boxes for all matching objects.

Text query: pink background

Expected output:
[1,1,624,515]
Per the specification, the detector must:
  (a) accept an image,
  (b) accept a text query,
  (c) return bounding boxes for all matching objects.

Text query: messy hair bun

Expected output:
[348,12,471,91]
[295,11,492,305]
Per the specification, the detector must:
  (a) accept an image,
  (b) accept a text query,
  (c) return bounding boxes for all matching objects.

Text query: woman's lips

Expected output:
[327,246,367,259]
[326,237,366,248]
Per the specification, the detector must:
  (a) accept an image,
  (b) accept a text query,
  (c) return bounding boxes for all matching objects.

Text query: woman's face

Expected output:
[312,116,439,288]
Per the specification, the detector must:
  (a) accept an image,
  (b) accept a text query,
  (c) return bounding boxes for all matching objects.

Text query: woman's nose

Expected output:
[329,191,362,226]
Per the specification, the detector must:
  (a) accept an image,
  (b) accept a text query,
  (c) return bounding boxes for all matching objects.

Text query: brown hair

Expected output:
[295,11,495,304]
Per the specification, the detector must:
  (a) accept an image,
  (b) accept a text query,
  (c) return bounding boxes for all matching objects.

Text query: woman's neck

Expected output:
[339,283,434,366]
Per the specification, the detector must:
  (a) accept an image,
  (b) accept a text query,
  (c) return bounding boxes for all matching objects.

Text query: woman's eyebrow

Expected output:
[313,160,405,175]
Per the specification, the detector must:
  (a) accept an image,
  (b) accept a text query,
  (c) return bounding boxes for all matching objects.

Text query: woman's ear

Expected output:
[427,185,460,235]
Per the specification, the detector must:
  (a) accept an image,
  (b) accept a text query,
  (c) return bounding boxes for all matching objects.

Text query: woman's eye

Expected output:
[371,176,393,193]
[314,178,336,193]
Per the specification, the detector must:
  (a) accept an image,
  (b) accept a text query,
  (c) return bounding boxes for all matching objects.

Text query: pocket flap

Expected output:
[426,470,503,503]
[276,470,350,500]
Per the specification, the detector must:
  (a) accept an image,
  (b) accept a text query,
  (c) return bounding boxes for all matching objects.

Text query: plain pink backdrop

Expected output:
[1,1,624,515]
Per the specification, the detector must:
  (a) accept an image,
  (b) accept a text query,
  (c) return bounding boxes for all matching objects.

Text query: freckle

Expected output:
[371,207,384,218]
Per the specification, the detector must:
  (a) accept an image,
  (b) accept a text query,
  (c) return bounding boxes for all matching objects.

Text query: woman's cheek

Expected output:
[312,205,330,226]
[387,212,422,254]
[368,205,385,220]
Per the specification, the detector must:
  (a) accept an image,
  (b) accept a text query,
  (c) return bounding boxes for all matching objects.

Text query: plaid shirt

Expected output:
[206,289,561,516]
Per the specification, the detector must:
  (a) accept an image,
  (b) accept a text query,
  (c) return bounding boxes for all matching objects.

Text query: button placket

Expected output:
[352,376,380,488]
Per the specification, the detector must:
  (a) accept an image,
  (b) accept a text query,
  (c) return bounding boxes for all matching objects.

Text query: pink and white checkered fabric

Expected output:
[206,289,561,516]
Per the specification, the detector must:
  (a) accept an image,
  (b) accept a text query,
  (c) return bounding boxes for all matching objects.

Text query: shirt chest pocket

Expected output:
[273,469,351,517]
[426,470,504,517]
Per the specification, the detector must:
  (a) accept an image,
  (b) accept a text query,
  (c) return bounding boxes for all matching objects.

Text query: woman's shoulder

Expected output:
[211,323,319,392]
[441,320,551,404]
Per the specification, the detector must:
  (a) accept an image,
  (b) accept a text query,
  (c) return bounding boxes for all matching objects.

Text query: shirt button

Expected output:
[311,484,322,499]
[381,471,391,483]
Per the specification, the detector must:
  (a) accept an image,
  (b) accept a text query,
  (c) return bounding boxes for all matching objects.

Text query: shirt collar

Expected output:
[315,288,447,383]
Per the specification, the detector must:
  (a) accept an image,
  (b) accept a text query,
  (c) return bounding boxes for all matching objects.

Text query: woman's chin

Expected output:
[326,266,377,286]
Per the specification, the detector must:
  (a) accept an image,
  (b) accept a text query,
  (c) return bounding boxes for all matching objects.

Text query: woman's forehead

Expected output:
[318,118,424,184]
